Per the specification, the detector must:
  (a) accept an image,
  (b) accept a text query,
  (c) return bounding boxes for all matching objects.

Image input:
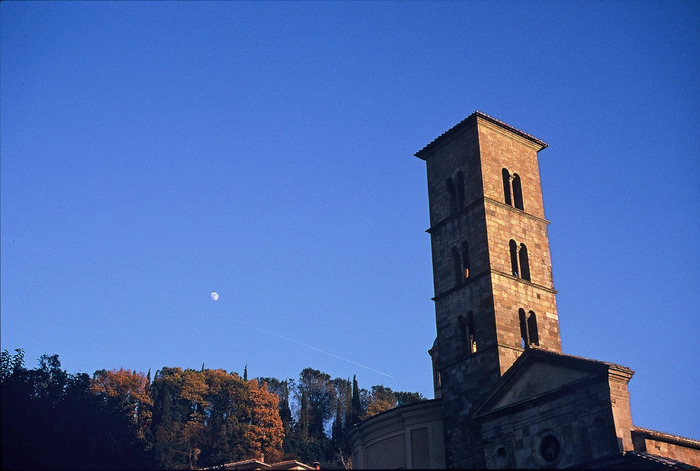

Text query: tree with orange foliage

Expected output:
[91,368,153,444]
[247,379,285,458]
[150,367,284,469]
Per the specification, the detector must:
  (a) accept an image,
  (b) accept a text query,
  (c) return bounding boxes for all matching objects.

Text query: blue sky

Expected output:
[1,1,698,440]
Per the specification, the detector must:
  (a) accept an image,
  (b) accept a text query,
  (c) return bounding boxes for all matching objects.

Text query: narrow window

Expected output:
[461,241,471,280]
[502,169,512,206]
[431,349,441,391]
[458,316,468,353]
[509,240,519,277]
[519,308,528,348]
[467,312,477,353]
[452,247,462,285]
[446,178,457,215]
[519,243,530,281]
[512,173,524,210]
[528,311,539,346]
[456,171,466,209]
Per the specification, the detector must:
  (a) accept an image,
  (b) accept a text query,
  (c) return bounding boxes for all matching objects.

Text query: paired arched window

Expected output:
[519,309,539,348]
[446,171,466,216]
[502,168,524,210]
[459,313,478,354]
[453,241,471,285]
[509,239,531,281]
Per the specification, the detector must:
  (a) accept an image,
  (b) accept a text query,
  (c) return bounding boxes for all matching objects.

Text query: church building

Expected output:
[349,112,700,469]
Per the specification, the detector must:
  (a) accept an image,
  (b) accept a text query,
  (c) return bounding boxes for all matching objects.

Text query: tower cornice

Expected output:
[426,196,550,235]
[431,269,557,302]
[415,111,548,161]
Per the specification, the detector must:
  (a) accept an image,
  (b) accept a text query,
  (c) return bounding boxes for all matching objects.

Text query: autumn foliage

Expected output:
[149,367,284,468]
[1,349,423,469]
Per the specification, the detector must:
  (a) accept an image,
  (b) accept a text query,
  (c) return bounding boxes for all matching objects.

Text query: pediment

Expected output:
[473,350,617,419]
[492,361,593,409]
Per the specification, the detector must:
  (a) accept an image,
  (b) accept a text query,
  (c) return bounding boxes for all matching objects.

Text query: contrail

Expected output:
[189,299,395,379]
[3,236,395,379]
[244,322,395,379]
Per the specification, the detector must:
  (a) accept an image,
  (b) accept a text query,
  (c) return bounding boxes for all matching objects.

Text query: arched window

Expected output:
[461,241,471,280]
[527,310,539,346]
[458,316,467,350]
[467,312,477,353]
[512,173,524,210]
[502,168,512,206]
[519,308,528,348]
[509,240,531,281]
[519,243,530,281]
[456,171,466,210]
[519,309,539,348]
[459,314,477,355]
[452,247,462,285]
[446,178,457,215]
[509,240,519,277]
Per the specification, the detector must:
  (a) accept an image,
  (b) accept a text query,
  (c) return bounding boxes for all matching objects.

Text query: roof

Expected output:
[473,347,634,419]
[348,398,443,441]
[354,398,441,425]
[203,458,317,471]
[530,347,634,375]
[414,110,548,160]
[268,460,317,470]
[572,451,697,469]
[633,426,700,449]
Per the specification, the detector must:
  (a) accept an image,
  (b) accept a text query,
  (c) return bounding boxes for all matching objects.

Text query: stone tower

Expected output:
[416,111,562,468]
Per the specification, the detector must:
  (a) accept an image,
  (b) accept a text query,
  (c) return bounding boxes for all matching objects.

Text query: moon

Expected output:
[210,292,219,301]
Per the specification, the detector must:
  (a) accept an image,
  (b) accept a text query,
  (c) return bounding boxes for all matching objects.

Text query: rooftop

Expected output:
[414,110,548,160]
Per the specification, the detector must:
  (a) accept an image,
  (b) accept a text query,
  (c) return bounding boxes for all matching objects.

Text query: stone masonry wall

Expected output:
[419,113,562,468]
[477,119,562,374]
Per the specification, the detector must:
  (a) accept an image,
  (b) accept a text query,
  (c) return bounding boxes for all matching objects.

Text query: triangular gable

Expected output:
[473,349,628,419]
[491,361,594,410]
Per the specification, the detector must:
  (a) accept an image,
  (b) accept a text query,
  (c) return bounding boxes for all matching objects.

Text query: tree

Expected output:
[150,367,284,469]
[246,379,285,459]
[91,368,153,443]
[363,385,397,419]
[361,385,426,420]
[1,349,152,470]
[151,368,191,469]
[350,375,362,427]
[2,348,423,470]
[330,378,351,446]
[296,368,332,440]
[258,377,293,437]
[395,391,424,406]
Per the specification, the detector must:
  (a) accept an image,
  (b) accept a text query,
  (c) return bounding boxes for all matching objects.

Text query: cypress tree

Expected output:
[351,375,362,426]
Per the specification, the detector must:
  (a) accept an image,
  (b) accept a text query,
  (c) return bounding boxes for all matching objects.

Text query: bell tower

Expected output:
[416,112,562,468]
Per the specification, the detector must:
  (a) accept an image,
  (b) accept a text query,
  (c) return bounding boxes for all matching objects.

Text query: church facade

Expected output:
[349,112,699,469]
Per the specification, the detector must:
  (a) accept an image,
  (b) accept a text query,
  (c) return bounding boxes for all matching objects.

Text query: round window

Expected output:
[539,434,560,462]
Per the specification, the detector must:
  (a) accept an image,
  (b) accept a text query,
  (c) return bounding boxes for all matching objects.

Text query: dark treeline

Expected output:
[1,349,423,469]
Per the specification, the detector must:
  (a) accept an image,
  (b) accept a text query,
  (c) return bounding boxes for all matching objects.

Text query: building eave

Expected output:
[414,110,548,160]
